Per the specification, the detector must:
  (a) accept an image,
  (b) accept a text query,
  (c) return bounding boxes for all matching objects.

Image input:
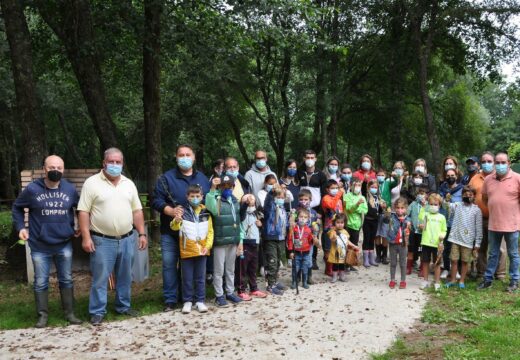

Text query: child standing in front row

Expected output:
[296,189,321,285]
[287,208,314,289]
[386,197,411,289]
[343,179,368,271]
[327,214,360,282]
[418,193,447,291]
[321,180,345,276]
[263,185,289,295]
[205,175,244,307]
[235,194,267,300]
[171,185,213,314]
[407,184,429,275]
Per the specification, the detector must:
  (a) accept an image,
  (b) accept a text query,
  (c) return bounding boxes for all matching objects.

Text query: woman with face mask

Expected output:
[403,158,437,203]
[339,163,354,193]
[279,159,300,210]
[352,154,377,196]
[323,156,341,183]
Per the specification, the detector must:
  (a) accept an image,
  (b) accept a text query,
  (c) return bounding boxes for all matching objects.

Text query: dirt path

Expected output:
[0,259,427,360]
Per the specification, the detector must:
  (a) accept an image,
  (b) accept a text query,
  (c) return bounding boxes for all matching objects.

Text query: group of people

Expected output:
[12,145,520,327]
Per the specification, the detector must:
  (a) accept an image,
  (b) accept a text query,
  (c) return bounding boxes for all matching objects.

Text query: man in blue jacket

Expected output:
[12,155,82,328]
[152,144,210,311]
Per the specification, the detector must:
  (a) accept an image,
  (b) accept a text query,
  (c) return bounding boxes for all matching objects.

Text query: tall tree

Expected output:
[1,0,47,169]
[36,0,119,151]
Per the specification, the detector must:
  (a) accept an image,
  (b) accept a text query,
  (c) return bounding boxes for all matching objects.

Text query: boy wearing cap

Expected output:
[205,175,244,307]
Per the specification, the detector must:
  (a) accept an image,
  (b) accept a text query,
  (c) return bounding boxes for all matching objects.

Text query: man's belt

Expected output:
[90,230,134,240]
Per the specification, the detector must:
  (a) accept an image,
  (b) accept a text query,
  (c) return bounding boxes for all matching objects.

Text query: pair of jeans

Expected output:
[477,219,507,278]
[180,256,206,303]
[161,233,181,304]
[89,233,135,316]
[213,244,237,297]
[31,242,73,292]
[235,243,259,293]
[484,230,520,283]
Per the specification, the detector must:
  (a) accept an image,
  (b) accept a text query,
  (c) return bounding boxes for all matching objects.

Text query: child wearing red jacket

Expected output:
[321,180,345,276]
[287,208,315,289]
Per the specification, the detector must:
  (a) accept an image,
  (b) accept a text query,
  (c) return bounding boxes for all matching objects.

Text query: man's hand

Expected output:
[138,235,148,250]
[82,236,95,253]
[19,228,29,241]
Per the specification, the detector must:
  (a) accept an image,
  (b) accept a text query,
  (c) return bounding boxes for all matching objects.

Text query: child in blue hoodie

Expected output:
[386,197,412,289]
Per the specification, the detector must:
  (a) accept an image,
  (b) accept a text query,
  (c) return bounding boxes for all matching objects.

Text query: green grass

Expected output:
[372,279,520,359]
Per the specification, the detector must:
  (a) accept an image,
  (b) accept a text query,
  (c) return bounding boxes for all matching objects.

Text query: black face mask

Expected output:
[47,170,63,182]
[462,196,473,204]
[467,165,478,173]
[446,177,456,185]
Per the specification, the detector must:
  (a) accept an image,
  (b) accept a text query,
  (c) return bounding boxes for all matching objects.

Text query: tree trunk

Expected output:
[328,0,340,157]
[0,110,15,199]
[1,0,47,169]
[315,46,327,161]
[143,0,163,244]
[36,0,118,151]
[219,91,251,168]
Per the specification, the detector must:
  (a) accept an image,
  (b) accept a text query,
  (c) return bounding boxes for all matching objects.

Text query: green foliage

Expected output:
[0,211,12,245]
[508,142,520,163]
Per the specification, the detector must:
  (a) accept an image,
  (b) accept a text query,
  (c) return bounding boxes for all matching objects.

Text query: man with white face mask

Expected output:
[79,148,147,325]
[297,149,327,273]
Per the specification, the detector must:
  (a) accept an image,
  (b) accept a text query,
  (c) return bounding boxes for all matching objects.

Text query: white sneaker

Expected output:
[287,259,292,267]
[440,270,449,279]
[279,260,285,268]
[420,281,430,289]
[456,272,461,280]
[434,283,441,291]
[195,302,208,313]
[182,302,192,314]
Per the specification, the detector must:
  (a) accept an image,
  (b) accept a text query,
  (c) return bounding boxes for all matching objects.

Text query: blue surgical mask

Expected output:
[341,174,352,182]
[106,164,123,177]
[328,165,338,174]
[330,188,339,196]
[227,170,239,178]
[177,157,193,170]
[377,175,385,183]
[361,161,371,171]
[189,198,201,207]
[416,194,424,202]
[287,168,297,177]
[369,188,378,195]
[221,188,233,199]
[394,169,403,177]
[266,184,273,192]
[275,198,284,207]
[298,219,307,226]
[495,164,508,176]
[256,159,267,169]
[481,162,493,173]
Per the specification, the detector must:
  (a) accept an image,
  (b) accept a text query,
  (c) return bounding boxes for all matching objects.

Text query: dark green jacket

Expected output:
[205,189,241,246]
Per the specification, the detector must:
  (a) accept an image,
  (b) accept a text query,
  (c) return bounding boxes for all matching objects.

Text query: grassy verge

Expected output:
[372,278,520,359]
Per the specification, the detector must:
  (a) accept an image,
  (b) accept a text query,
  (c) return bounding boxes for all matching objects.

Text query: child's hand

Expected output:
[201,248,208,256]
[381,201,387,209]
[289,253,294,259]
[445,193,452,202]
[418,223,425,230]
[256,219,262,227]
[247,194,256,206]
[354,246,360,252]
[357,198,364,206]
[211,177,221,189]
[438,243,444,252]
[472,247,479,259]
[236,244,243,257]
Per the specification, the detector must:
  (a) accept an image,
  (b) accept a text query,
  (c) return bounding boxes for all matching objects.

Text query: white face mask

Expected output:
[353,186,361,194]
[429,205,439,214]
[444,164,456,171]
[415,165,425,174]
[305,159,316,168]
[413,178,423,185]
[247,206,256,213]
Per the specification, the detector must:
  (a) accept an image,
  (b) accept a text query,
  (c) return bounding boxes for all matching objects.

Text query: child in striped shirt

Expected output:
[444,186,483,289]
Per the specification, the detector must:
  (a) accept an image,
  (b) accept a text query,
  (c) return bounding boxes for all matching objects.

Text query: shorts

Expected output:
[421,245,438,264]
[450,244,472,263]
[408,233,421,254]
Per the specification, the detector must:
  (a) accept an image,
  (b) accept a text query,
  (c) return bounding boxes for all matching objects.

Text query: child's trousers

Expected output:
[264,240,285,286]
[389,243,407,281]
[235,243,259,292]
[213,244,237,297]
[181,256,206,303]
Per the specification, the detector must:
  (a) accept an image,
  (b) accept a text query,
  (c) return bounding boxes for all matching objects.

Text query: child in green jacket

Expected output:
[343,179,368,270]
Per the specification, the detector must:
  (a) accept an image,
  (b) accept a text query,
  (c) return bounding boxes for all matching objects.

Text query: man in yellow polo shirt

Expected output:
[78,147,147,325]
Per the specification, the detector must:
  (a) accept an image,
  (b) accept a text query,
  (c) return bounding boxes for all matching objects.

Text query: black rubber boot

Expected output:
[307,268,314,285]
[60,288,83,325]
[34,291,49,328]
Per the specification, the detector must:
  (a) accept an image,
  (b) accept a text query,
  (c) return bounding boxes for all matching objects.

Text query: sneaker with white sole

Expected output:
[420,281,430,290]
[455,272,461,280]
[182,302,192,314]
[440,270,449,279]
[195,302,208,313]
[434,283,441,291]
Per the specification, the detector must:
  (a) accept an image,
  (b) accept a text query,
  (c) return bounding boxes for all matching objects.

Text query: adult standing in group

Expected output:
[439,166,464,279]
[470,152,506,280]
[323,156,341,183]
[390,161,407,205]
[279,159,300,210]
[12,155,82,328]
[224,156,250,201]
[462,156,480,185]
[297,149,328,273]
[244,150,277,200]
[152,144,210,312]
[478,152,520,292]
[352,154,377,196]
[79,148,147,325]
[403,158,437,202]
